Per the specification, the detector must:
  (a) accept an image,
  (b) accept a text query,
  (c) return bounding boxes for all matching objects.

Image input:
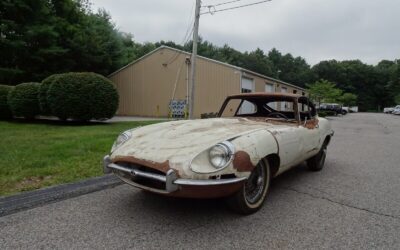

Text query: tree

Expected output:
[0,0,136,85]
[306,79,343,105]
[339,93,357,106]
[394,93,400,104]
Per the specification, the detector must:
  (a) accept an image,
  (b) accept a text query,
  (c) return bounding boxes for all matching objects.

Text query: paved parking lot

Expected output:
[1,113,399,249]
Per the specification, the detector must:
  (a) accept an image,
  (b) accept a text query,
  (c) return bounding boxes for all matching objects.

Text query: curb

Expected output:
[0,175,122,217]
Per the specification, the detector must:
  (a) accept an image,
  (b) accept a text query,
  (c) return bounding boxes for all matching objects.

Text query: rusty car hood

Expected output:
[110,118,289,173]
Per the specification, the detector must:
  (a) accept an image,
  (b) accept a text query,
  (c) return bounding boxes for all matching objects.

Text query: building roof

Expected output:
[108,45,306,91]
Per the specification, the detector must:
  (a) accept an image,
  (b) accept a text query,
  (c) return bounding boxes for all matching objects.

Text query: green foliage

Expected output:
[318,111,336,117]
[39,74,62,115]
[47,72,119,121]
[201,112,218,119]
[0,0,133,84]
[0,120,161,195]
[7,82,41,119]
[157,39,311,87]
[339,93,358,106]
[311,59,400,110]
[317,111,327,117]
[395,93,400,104]
[0,85,14,119]
[1,0,399,111]
[306,80,343,104]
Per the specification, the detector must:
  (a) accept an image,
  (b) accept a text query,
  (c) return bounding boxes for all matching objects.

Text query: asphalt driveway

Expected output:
[0,113,399,249]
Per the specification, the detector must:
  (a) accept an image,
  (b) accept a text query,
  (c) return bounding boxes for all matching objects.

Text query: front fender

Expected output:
[187,129,279,180]
[230,129,279,174]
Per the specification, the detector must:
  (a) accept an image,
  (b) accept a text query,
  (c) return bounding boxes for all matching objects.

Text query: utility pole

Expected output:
[188,0,201,119]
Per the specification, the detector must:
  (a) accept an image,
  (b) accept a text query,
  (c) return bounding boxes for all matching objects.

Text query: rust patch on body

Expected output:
[166,181,245,198]
[304,118,319,129]
[233,151,255,172]
[113,156,171,174]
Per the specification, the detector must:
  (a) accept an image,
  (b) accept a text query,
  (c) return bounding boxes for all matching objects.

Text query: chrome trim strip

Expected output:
[103,155,247,193]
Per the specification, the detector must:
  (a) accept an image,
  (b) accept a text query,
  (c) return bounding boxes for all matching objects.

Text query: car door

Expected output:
[270,126,302,172]
[298,97,320,159]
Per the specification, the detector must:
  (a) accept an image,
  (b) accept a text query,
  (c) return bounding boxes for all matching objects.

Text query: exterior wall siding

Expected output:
[194,57,241,117]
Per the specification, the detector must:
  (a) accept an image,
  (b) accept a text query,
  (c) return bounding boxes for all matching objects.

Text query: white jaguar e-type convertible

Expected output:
[103,93,334,214]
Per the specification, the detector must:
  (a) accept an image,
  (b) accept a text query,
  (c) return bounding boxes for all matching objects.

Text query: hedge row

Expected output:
[0,72,119,121]
[0,85,14,119]
[8,82,41,119]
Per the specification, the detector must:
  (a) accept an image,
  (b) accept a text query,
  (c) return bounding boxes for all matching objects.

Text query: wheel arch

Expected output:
[264,153,280,177]
[324,135,332,146]
[230,129,279,173]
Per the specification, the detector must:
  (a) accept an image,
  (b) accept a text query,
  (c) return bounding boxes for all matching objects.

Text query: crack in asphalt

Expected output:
[280,186,400,220]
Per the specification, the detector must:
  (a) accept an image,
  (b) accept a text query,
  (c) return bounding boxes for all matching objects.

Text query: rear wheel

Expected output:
[226,159,271,214]
[307,143,327,171]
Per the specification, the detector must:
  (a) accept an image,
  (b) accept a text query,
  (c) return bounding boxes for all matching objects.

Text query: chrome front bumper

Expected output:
[103,155,247,194]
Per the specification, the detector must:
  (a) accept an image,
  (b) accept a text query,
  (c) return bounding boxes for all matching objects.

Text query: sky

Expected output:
[91,0,400,65]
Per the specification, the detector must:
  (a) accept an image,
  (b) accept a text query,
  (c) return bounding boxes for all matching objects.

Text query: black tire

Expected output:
[307,143,327,171]
[226,159,271,214]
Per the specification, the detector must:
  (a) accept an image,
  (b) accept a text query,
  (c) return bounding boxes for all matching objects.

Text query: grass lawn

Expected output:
[0,120,161,196]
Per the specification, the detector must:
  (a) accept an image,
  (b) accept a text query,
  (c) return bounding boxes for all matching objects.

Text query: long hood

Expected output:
[111,118,280,166]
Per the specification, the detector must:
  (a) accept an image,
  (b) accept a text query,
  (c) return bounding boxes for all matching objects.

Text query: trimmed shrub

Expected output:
[39,74,62,115]
[318,110,336,117]
[318,111,328,117]
[201,112,218,119]
[47,72,119,121]
[0,85,14,119]
[8,82,41,119]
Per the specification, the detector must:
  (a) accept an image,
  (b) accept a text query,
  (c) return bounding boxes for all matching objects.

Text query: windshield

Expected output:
[219,97,298,121]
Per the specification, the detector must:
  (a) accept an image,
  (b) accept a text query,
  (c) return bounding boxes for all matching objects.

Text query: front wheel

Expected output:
[226,159,271,214]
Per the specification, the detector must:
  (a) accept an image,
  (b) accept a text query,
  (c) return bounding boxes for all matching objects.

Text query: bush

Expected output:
[318,110,336,117]
[47,72,119,121]
[201,112,218,119]
[39,74,62,115]
[0,85,14,119]
[8,82,41,119]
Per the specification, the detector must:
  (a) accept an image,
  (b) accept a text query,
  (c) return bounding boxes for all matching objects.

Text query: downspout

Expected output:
[186,58,190,105]
[239,70,243,93]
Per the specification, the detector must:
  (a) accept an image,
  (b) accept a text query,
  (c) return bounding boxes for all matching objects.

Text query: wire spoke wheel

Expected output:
[244,162,266,204]
[227,159,271,214]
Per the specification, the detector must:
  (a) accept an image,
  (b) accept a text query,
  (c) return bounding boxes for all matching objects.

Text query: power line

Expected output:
[201,0,272,15]
[202,0,243,8]
[165,3,196,65]
[164,26,194,65]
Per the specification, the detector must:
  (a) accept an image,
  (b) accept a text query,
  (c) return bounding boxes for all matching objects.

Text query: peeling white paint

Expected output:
[110,116,332,179]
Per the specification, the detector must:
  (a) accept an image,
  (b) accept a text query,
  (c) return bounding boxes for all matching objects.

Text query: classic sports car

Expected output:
[103,93,334,214]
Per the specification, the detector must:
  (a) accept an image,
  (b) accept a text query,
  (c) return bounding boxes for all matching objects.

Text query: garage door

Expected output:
[281,87,290,111]
[265,83,274,93]
[241,77,255,114]
[265,83,276,109]
[241,77,254,93]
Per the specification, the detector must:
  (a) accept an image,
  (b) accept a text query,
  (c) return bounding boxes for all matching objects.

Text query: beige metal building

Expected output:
[109,46,306,118]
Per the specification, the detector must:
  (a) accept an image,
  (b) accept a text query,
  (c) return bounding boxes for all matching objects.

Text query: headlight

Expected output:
[111,130,133,153]
[209,141,235,169]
